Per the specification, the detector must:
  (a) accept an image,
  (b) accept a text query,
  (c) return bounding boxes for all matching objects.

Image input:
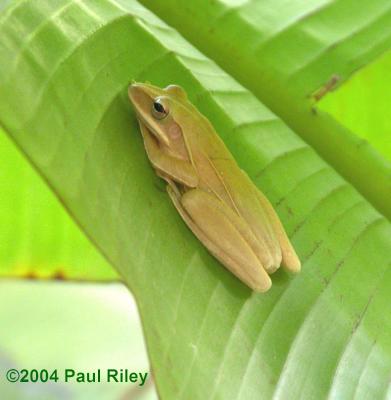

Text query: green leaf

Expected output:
[0,129,118,281]
[139,0,391,220]
[0,1,390,399]
[320,50,391,162]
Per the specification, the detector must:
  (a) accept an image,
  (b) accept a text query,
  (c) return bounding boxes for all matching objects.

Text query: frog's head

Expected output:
[128,82,189,148]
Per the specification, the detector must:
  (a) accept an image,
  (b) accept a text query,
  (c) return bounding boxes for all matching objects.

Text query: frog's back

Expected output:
[190,127,283,272]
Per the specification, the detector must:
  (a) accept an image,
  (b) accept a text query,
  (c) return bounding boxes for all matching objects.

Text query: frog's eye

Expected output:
[152,97,169,120]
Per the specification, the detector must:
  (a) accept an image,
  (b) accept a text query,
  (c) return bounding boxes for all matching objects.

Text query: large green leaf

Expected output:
[0,128,117,281]
[320,50,391,162]
[0,1,390,399]
[139,0,391,220]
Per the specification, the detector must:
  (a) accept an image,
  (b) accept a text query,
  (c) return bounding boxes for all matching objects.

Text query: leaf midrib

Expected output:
[137,0,391,221]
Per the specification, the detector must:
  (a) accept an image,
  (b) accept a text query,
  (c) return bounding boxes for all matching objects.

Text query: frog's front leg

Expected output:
[139,122,198,188]
[166,184,272,292]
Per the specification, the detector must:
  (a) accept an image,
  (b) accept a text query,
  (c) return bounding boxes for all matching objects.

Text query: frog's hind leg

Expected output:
[255,190,301,273]
[167,185,272,292]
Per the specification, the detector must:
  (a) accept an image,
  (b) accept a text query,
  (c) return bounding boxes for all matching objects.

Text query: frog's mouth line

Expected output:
[137,121,161,152]
[142,123,159,144]
[135,111,170,146]
[138,121,190,192]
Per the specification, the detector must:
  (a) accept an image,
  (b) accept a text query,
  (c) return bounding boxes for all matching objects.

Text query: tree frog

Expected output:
[128,82,300,292]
